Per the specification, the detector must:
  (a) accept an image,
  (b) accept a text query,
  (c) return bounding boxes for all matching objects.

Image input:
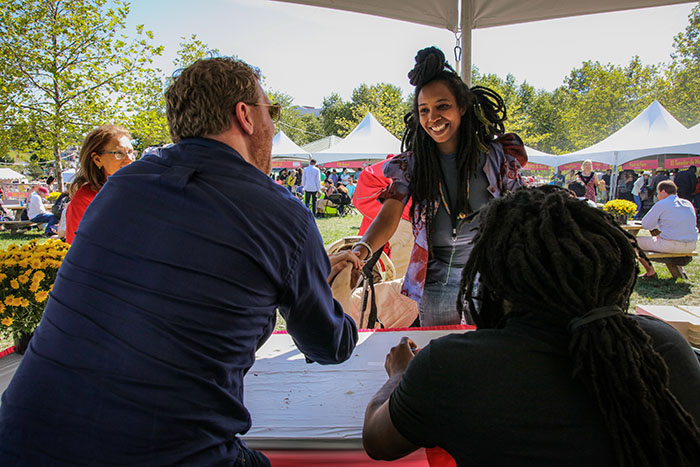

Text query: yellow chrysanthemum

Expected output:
[29,281,40,293]
[10,279,19,289]
[18,260,29,268]
[35,291,49,303]
[33,270,45,281]
[19,298,29,307]
[0,273,6,281]
[30,259,42,269]
[17,274,29,284]
[4,296,14,306]
[1,317,13,327]
[12,297,22,307]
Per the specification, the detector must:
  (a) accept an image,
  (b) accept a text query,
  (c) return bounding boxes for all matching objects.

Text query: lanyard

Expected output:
[437,163,469,240]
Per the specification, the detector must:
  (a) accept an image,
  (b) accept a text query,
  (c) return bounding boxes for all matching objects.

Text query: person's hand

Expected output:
[384,337,419,379]
[328,250,363,285]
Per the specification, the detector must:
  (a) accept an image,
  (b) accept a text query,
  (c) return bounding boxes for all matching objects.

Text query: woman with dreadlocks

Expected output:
[363,186,700,466]
[351,46,526,326]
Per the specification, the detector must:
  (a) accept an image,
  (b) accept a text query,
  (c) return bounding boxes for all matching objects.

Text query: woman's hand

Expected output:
[327,250,363,285]
[384,337,419,378]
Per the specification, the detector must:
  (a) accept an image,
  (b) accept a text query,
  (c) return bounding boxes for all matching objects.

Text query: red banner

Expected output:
[665,156,700,169]
[271,161,304,169]
[522,163,550,171]
[621,159,658,170]
[320,161,370,169]
[558,162,610,171]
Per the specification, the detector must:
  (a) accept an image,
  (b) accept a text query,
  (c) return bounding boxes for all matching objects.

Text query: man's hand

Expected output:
[384,336,418,378]
[327,250,362,285]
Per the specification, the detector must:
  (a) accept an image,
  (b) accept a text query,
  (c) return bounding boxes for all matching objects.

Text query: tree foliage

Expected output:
[336,83,410,138]
[0,0,162,187]
[662,3,700,127]
[128,34,221,151]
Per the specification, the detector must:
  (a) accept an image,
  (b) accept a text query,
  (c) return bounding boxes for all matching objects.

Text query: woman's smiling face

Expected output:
[418,80,465,155]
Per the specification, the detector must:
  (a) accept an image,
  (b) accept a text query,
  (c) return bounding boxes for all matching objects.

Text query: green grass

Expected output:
[314,210,362,246]
[0,229,47,251]
[1,217,696,348]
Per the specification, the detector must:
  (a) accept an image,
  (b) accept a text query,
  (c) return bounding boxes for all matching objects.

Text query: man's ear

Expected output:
[234,101,255,136]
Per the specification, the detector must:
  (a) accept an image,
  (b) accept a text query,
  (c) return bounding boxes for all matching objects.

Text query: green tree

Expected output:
[336,83,410,138]
[266,90,324,146]
[559,58,660,151]
[662,3,700,127]
[319,93,352,137]
[0,0,162,188]
[127,35,221,152]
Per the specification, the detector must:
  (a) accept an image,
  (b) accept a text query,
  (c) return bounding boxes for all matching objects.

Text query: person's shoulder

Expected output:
[383,151,412,173]
[633,315,697,360]
[492,133,527,166]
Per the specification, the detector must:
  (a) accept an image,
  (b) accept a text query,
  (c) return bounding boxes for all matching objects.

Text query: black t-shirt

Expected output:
[389,314,700,466]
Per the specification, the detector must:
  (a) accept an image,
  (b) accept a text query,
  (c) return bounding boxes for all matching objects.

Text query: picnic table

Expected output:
[0,327,470,466]
[622,221,697,279]
[0,220,38,233]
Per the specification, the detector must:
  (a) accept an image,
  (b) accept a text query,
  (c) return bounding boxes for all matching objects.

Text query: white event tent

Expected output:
[271,130,311,162]
[524,146,560,168]
[314,112,401,165]
[556,100,700,167]
[274,0,690,83]
[0,168,25,181]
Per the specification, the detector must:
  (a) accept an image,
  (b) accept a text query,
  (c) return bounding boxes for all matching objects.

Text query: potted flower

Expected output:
[0,239,70,353]
[602,199,638,225]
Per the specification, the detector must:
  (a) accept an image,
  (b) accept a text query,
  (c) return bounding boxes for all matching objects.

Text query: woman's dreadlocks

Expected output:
[402,46,507,248]
[458,186,700,466]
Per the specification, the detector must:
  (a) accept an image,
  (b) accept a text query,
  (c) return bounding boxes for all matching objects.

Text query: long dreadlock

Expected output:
[458,186,700,467]
[402,47,507,248]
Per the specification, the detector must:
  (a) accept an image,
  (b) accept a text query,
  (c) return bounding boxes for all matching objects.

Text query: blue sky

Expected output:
[125,0,696,107]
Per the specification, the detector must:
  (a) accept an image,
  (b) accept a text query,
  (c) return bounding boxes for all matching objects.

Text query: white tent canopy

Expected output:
[524,146,562,167]
[555,100,700,166]
[62,169,76,184]
[274,0,690,82]
[271,130,311,162]
[314,112,401,164]
[0,168,25,181]
[686,122,700,140]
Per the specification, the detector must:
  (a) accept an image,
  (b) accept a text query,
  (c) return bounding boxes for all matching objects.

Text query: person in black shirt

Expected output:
[675,165,697,201]
[363,186,700,466]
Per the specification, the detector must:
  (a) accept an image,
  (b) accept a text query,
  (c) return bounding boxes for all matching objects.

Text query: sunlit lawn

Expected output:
[1,215,697,348]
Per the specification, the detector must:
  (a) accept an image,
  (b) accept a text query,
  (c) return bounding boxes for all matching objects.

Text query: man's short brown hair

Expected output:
[165,57,260,142]
[657,180,677,195]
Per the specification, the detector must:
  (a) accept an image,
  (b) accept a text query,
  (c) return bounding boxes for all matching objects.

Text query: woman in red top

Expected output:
[66,124,135,243]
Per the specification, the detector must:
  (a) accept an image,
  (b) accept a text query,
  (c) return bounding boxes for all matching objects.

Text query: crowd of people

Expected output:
[0,47,698,466]
[551,162,700,223]
[272,164,358,216]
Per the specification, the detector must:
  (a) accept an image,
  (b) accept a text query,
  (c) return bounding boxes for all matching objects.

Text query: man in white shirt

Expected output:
[637,180,698,279]
[301,159,322,216]
[27,185,59,235]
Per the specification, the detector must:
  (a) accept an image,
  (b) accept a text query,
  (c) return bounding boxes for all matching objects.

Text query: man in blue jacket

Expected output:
[0,57,359,466]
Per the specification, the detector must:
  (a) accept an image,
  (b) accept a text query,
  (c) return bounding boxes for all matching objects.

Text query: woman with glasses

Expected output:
[66,124,135,244]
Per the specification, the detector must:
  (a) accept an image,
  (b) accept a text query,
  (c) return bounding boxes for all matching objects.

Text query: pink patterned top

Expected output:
[378,133,527,303]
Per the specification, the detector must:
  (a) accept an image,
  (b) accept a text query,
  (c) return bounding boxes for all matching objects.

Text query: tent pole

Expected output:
[611,151,619,200]
[461,0,472,86]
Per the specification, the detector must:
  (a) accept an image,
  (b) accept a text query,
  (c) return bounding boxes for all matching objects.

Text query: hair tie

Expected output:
[568,306,622,333]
